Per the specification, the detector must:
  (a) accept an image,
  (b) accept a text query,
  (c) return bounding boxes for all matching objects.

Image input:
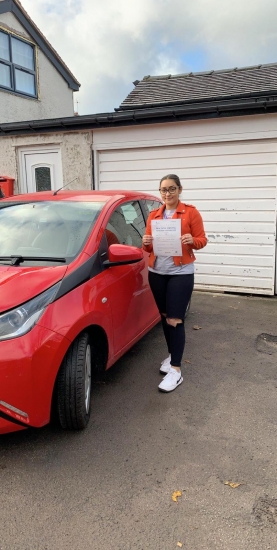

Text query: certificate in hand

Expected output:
[151,219,182,257]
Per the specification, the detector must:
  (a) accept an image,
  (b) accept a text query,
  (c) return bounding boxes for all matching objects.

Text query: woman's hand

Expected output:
[142,234,153,246]
[181,233,194,245]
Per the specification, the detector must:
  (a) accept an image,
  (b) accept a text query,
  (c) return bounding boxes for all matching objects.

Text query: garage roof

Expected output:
[118,63,277,110]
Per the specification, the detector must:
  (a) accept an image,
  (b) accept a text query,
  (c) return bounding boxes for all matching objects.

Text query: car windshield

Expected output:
[0,201,105,265]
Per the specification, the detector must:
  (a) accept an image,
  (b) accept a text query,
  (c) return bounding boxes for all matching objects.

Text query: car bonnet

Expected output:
[0,264,68,312]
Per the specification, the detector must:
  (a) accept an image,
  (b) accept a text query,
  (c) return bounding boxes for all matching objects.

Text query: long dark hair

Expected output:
[160,174,182,188]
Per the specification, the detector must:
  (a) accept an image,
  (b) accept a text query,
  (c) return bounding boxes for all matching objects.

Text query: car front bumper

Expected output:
[0,324,70,435]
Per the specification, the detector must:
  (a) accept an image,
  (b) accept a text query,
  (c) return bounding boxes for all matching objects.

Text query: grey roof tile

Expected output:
[120,64,277,109]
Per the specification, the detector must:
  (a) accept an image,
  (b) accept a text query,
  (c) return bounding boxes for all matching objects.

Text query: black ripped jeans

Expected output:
[148,271,194,367]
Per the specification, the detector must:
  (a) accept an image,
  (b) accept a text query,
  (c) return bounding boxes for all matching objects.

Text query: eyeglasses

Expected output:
[159,186,178,195]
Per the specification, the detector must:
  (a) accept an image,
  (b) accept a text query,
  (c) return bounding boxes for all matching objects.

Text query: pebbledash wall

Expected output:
[0,131,93,192]
[92,113,277,296]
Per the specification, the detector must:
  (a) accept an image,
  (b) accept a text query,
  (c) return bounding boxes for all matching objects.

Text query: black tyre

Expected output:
[57,332,92,430]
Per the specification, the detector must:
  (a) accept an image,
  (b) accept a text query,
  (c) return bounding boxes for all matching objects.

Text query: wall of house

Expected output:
[0,13,75,123]
[93,113,277,295]
[0,131,93,193]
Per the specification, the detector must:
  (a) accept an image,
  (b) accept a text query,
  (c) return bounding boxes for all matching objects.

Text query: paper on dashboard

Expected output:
[151,219,182,256]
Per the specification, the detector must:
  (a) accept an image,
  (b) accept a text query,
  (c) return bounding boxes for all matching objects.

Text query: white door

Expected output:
[19,148,63,193]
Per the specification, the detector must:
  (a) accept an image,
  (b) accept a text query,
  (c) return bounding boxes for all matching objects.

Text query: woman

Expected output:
[142,174,207,393]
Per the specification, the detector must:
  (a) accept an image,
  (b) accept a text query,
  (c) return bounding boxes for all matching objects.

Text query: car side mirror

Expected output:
[102,244,143,268]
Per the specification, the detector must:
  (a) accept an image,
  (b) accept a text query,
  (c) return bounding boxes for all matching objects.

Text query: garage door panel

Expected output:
[195,263,272,278]
[191,199,274,211]
[204,221,274,233]
[182,188,275,200]
[100,165,275,182]
[206,233,275,245]
[204,243,273,255]
[202,211,276,222]
[101,153,277,172]
[100,141,277,162]
[195,275,273,293]
[98,181,155,192]
[182,177,275,190]
[200,253,273,267]
[99,172,163,183]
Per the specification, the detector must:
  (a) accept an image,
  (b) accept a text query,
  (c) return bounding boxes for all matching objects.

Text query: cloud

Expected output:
[21,0,277,115]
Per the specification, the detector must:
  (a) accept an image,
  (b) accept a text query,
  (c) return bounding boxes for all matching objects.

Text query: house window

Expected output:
[0,30,36,97]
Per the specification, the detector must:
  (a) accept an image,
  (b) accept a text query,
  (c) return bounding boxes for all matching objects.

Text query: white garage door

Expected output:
[97,139,277,295]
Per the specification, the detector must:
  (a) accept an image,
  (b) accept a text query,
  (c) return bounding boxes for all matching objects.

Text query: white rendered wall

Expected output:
[0,13,75,122]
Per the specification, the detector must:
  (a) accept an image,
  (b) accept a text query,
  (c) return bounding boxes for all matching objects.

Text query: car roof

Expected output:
[1,190,159,203]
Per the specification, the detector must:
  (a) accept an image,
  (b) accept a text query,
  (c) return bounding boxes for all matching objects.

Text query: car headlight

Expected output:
[0,282,61,341]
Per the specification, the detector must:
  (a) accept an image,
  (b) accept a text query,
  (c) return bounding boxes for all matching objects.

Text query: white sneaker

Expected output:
[158,367,183,392]
[160,354,171,374]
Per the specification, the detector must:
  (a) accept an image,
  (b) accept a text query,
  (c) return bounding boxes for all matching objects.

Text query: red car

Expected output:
[0,190,162,435]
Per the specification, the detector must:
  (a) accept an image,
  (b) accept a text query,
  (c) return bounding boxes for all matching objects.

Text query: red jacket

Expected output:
[142,201,207,268]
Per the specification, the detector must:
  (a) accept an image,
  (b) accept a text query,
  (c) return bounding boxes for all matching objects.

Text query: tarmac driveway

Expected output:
[1,291,277,550]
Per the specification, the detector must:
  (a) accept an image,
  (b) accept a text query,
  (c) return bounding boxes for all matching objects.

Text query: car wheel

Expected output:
[57,332,92,430]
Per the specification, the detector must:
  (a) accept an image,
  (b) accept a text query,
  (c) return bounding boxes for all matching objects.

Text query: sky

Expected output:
[21,0,277,116]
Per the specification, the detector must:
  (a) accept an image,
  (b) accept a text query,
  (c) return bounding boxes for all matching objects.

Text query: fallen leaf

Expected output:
[184,359,191,363]
[224,481,242,489]
[177,543,183,548]
[172,490,182,502]
[193,325,202,330]
[229,306,238,310]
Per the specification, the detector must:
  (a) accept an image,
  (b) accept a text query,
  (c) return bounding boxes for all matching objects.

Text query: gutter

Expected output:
[1,96,277,136]
[116,88,277,111]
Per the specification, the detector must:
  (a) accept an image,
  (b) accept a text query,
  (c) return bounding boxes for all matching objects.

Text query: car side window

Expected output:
[141,199,162,217]
[106,201,145,247]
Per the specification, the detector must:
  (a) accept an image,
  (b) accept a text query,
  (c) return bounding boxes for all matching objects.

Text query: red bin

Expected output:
[0,176,15,197]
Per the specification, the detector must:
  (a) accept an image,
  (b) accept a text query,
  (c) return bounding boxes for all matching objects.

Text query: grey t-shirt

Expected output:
[148,208,195,275]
